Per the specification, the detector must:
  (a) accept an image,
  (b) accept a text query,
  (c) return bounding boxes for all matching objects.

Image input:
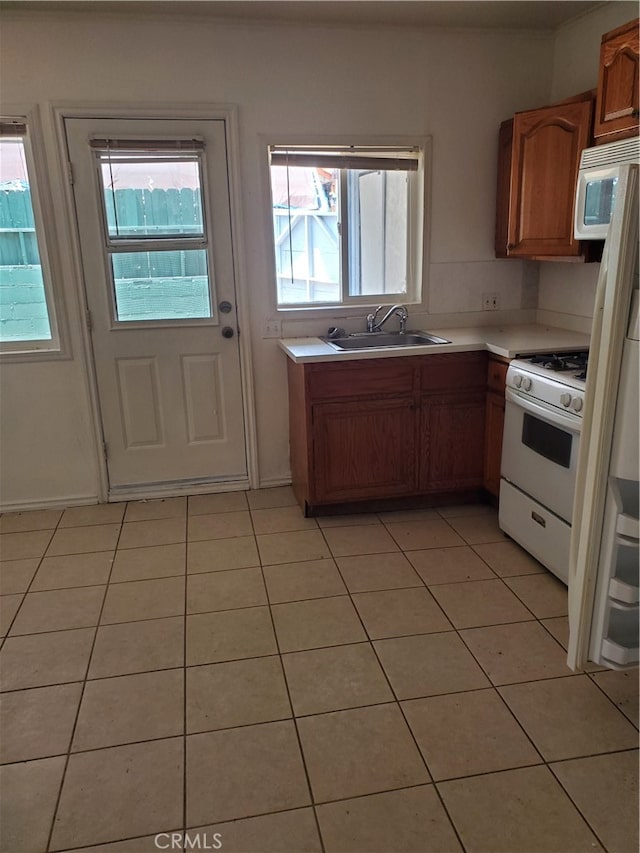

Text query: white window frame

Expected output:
[265,137,430,314]
[0,108,64,358]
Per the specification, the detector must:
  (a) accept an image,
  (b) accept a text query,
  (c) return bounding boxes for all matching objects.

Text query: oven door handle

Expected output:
[505,388,582,433]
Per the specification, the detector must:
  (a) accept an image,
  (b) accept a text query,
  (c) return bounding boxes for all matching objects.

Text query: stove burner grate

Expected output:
[527,351,588,375]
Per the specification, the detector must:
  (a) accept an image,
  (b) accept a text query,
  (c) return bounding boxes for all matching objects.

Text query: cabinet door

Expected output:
[420,392,485,491]
[312,398,418,503]
[507,99,592,257]
[594,18,639,143]
[483,390,506,497]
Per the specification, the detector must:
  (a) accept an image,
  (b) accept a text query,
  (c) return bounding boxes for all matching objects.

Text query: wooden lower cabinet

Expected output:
[288,351,488,512]
[483,355,509,498]
[421,392,486,491]
[483,391,506,497]
[312,398,418,502]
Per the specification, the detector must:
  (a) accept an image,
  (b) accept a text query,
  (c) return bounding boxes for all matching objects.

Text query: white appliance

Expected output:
[568,162,639,671]
[574,136,640,240]
[499,352,587,584]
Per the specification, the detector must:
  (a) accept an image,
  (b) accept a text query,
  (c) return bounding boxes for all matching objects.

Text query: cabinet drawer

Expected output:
[307,358,416,400]
[487,357,509,393]
[420,352,486,392]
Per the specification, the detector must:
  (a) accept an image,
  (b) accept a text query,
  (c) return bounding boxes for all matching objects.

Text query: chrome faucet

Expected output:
[366,304,409,333]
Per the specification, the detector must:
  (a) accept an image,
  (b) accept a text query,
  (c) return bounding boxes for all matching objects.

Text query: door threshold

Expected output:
[108,477,250,502]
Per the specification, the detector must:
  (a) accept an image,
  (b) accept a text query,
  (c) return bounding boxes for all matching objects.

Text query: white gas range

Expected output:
[498,351,589,584]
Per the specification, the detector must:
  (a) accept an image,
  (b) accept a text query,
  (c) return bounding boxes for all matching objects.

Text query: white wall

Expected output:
[0,9,559,506]
[537,0,638,331]
[550,0,638,101]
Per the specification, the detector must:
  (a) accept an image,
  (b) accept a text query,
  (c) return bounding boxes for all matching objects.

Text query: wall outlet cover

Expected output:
[264,318,282,338]
[482,293,500,311]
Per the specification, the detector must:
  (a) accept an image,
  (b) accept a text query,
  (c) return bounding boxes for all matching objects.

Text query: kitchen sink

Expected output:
[321,331,451,350]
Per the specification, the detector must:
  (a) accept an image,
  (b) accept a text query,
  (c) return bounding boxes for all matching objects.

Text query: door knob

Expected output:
[221,326,235,339]
[219,301,233,314]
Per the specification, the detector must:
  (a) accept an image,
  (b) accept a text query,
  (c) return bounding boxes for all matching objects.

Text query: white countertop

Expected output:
[279,324,591,363]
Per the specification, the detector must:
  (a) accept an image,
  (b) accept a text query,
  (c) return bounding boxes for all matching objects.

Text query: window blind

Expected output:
[269,145,419,171]
[89,138,205,152]
[0,122,27,137]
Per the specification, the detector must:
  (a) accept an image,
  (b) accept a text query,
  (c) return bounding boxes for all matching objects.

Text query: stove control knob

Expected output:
[513,374,523,388]
[560,392,572,408]
[572,397,583,412]
[522,376,532,391]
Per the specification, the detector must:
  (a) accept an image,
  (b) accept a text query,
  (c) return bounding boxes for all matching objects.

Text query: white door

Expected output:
[66,118,247,496]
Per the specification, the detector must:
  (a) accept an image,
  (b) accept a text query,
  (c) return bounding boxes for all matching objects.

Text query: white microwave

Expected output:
[574,137,639,240]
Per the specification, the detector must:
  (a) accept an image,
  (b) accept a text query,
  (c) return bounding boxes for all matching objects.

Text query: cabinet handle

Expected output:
[632,109,640,118]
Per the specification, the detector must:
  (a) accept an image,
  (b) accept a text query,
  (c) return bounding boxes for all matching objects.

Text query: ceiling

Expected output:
[1,1,611,31]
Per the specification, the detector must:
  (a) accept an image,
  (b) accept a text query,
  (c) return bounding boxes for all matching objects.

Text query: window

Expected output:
[0,119,60,352]
[268,144,424,308]
[92,139,213,323]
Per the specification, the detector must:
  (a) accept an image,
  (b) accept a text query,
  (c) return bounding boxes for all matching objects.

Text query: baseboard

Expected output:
[0,494,99,513]
[256,476,293,490]
[0,478,294,513]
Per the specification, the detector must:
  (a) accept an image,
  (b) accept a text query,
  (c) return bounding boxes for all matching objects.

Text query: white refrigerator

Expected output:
[568,162,639,671]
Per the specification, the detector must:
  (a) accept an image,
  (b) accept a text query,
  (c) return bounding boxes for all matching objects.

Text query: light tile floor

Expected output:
[0,489,638,853]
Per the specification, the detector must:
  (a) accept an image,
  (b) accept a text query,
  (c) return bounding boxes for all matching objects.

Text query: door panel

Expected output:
[116,357,164,448]
[66,117,247,493]
[181,354,225,443]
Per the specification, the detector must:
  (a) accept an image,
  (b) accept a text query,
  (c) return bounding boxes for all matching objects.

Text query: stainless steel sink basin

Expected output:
[321,331,450,351]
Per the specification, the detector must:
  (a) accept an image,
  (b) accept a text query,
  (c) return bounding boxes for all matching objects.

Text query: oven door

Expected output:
[501,388,582,523]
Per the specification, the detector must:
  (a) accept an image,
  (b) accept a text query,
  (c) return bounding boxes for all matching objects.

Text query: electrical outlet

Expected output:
[482,293,500,311]
[264,318,282,338]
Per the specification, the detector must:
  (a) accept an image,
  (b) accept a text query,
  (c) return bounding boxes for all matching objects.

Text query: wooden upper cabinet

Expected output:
[494,119,514,259]
[594,18,639,143]
[506,98,593,258]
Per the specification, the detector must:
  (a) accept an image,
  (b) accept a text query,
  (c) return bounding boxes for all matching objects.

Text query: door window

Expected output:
[93,142,214,323]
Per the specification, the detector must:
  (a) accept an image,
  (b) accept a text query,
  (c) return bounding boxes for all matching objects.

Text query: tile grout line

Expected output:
[8,671,635,743]
[3,646,604,698]
[0,524,59,650]
[320,513,633,853]
[44,509,127,853]
[2,496,636,852]
[0,506,105,635]
[0,507,129,644]
[248,503,327,853]
[585,669,640,732]
[315,521,468,853]
[451,579,635,852]
[544,764,614,853]
[182,501,190,845]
